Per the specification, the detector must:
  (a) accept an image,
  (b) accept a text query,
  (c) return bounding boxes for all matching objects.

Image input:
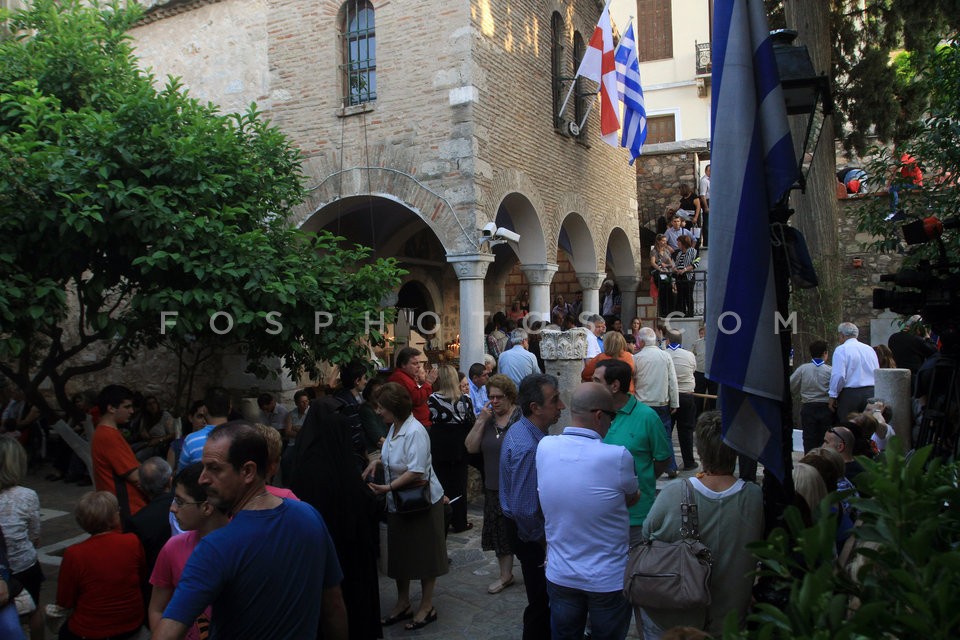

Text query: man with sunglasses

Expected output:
[536,383,640,640]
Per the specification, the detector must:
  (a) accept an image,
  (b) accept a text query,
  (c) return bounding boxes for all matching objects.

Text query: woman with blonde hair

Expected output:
[0,438,42,639]
[427,365,474,533]
[581,331,636,392]
[465,374,521,595]
[56,492,145,640]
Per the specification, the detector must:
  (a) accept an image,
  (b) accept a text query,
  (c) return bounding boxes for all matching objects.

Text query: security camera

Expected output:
[494,227,521,243]
[481,222,497,237]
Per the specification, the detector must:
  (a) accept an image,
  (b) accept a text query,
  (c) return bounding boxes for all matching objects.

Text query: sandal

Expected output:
[487,576,515,594]
[405,609,437,631]
[381,606,413,626]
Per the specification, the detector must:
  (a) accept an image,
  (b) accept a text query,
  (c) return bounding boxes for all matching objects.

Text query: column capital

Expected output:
[519,263,559,286]
[576,272,607,291]
[539,328,588,360]
[446,253,495,280]
[615,275,643,292]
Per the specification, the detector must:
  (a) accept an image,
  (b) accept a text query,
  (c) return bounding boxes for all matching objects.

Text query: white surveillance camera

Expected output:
[481,222,497,237]
[494,227,521,243]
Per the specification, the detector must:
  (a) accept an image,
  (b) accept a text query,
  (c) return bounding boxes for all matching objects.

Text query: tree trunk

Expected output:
[783,0,843,361]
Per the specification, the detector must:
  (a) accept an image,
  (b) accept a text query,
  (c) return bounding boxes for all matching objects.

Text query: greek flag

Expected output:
[614,22,646,164]
[705,0,797,480]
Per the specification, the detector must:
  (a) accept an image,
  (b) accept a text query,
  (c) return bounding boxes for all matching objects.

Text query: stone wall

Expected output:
[635,140,710,231]
[837,193,905,344]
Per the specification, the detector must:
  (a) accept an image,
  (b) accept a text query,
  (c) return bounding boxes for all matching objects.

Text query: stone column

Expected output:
[520,263,559,324]
[615,275,642,323]
[447,253,495,374]
[577,272,606,319]
[874,367,913,449]
[539,328,588,434]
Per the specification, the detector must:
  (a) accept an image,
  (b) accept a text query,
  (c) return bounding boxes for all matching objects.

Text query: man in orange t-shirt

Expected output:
[92,384,148,523]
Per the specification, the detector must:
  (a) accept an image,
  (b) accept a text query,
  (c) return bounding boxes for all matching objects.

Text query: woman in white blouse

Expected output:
[363,382,447,631]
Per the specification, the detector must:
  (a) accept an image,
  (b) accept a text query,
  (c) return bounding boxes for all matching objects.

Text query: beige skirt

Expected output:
[386,500,449,580]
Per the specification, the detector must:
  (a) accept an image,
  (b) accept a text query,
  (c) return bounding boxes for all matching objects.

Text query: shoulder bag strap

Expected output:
[679,478,701,541]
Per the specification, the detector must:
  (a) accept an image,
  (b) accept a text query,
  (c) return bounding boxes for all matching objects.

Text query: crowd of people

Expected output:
[0,304,941,639]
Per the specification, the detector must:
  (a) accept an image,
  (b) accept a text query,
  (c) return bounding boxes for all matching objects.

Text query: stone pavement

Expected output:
[23,439,712,639]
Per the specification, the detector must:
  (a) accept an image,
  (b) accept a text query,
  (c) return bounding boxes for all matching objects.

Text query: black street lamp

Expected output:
[763,28,834,531]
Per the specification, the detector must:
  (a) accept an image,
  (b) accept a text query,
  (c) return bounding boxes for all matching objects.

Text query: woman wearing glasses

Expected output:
[149,463,229,640]
[465,374,521,595]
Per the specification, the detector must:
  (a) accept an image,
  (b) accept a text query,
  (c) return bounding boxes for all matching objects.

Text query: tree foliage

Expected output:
[856,41,960,265]
[830,0,960,153]
[0,0,403,415]
[735,440,960,639]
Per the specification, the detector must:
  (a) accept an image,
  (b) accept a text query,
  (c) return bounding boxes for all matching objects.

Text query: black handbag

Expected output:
[623,479,713,610]
[393,484,431,516]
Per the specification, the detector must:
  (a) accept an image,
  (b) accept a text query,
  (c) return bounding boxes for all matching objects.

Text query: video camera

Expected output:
[872,215,960,330]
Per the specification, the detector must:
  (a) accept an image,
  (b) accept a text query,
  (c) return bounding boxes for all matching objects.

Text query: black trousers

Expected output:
[433,458,468,530]
[506,518,551,640]
[800,402,835,452]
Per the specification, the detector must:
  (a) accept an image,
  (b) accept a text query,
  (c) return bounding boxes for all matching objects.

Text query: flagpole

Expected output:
[560,0,615,123]
[557,81,577,121]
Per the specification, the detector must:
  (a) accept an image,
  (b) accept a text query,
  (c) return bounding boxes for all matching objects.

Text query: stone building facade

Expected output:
[130,0,645,372]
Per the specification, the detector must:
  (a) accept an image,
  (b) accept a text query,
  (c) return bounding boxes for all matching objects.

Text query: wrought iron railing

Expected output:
[695,41,712,76]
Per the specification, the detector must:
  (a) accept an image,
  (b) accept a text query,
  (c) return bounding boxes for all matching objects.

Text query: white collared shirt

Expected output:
[829,338,880,398]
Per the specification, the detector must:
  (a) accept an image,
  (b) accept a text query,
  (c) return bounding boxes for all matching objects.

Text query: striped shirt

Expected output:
[177,425,214,471]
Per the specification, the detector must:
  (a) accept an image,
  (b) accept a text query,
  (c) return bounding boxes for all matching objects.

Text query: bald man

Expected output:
[537,383,639,640]
[823,425,865,481]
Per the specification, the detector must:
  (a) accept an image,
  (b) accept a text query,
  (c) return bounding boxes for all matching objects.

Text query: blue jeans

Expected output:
[546,580,631,640]
[651,405,677,471]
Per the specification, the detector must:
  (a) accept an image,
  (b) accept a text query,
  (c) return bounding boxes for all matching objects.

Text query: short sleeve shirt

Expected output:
[92,425,147,515]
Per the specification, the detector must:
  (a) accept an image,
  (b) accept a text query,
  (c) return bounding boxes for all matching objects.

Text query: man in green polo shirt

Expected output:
[591,359,673,544]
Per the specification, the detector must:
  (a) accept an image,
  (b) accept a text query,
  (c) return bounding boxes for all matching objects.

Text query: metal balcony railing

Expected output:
[695,41,712,76]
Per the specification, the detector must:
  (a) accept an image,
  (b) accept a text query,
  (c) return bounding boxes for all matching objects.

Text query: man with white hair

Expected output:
[497,328,541,387]
[828,322,880,420]
[584,314,606,361]
[633,326,680,477]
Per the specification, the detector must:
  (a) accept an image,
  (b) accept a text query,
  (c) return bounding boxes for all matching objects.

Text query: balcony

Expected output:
[695,41,711,97]
[695,41,712,76]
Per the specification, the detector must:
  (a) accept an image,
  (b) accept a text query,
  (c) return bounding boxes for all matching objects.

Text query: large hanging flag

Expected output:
[614,21,647,164]
[573,1,620,147]
[705,0,797,480]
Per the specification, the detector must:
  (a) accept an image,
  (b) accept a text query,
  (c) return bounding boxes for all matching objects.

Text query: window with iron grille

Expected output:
[341,0,376,106]
[572,31,587,139]
[636,0,673,62]
[550,12,564,129]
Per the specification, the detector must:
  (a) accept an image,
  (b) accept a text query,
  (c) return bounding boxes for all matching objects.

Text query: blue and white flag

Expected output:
[705,0,797,480]
[614,22,646,164]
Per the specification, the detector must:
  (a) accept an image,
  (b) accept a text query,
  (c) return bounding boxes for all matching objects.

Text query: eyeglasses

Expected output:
[488,394,506,401]
[593,408,618,420]
[173,496,205,508]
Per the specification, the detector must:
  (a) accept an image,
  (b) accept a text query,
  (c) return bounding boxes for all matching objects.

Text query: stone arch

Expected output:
[603,226,638,278]
[292,168,478,254]
[557,211,598,274]
[485,169,549,264]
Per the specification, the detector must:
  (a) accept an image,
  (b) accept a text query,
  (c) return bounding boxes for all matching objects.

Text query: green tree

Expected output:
[734,441,960,639]
[0,0,403,416]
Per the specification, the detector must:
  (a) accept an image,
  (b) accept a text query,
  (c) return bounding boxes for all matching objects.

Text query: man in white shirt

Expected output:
[633,327,680,477]
[698,164,710,247]
[497,329,541,387]
[665,331,698,470]
[828,322,880,420]
[583,315,605,361]
[537,383,638,640]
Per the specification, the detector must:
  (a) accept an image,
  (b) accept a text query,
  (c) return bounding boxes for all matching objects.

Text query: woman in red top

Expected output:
[56,491,145,640]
